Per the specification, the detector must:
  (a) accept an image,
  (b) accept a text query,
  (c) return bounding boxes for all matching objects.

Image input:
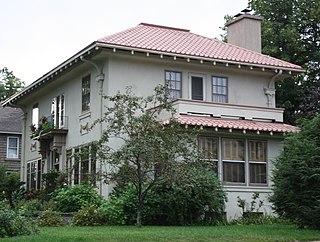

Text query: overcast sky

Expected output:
[0,0,248,85]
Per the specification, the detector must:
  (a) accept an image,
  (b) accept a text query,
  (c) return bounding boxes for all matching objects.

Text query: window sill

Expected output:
[79,111,91,120]
[5,158,20,161]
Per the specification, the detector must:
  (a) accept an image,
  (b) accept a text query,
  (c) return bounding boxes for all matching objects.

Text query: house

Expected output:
[2,13,304,219]
[0,106,22,173]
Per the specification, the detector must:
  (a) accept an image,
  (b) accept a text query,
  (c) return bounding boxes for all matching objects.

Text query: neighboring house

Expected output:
[2,13,304,219]
[0,106,22,173]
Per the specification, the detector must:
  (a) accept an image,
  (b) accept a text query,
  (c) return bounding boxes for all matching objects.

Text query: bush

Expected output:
[0,208,38,237]
[54,185,104,212]
[107,166,227,226]
[72,206,102,226]
[37,209,65,227]
[270,115,320,229]
[98,185,136,225]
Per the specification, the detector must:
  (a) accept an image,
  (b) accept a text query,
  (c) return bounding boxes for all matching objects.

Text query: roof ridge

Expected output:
[139,22,190,32]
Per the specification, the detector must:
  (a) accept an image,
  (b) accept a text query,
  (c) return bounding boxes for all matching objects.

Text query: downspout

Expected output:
[80,56,104,195]
[264,70,283,108]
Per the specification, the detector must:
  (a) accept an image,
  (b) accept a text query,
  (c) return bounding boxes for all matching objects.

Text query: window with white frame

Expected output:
[7,137,19,159]
[67,144,97,185]
[212,76,228,103]
[222,138,245,183]
[198,136,218,173]
[249,140,267,184]
[81,75,91,112]
[26,159,42,190]
[165,70,182,99]
[51,94,65,128]
[32,103,39,128]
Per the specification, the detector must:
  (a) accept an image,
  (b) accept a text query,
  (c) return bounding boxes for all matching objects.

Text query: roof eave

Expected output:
[95,42,305,74]
[2,42,99,107]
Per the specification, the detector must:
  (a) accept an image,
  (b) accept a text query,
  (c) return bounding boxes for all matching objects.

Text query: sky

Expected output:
[0,0,248,85]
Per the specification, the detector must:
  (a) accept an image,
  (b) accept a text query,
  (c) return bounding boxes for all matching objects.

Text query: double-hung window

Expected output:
[222,138,245,183]
[165,71,182,99]
[198,136,218,173]
[7,137,19,159]
[212,76,228,103]
[249,140,267,184]
[82,75,91,112]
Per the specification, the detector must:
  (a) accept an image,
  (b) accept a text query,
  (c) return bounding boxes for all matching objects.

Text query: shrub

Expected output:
[72,206,102,226]
[54,185,104,212]
[37,209,65,227]
[0,165,25,209]
[98,185,136,225]
[41,170,67,201]
[0,208,38,237]
[270,115,320,229]
[107,166,226,226]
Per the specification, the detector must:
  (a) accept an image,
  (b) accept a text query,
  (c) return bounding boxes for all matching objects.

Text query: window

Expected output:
[222,138,245,183]
[32,103,39,128]
[26,159,42,190]
[191,76,204,100]
[212,76,228,103]
[68,144,97,185]
[249,140,267,184]
[198,136,218,173]
[51,94,65,128]
[82,75,91,112]
[165,71,182,99]
[7,137,19,159]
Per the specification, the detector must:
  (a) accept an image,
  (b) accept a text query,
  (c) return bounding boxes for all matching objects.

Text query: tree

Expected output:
[95,85,208,227]
[0,67,25,102]
[270,115,320,229]
[248,0,320,123]
[0,165,24,209]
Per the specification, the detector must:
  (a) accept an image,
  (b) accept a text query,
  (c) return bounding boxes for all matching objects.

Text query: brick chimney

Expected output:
[225,11,263,53]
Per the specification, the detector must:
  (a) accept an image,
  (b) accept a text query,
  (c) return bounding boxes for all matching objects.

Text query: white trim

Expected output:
[6,136,19,159]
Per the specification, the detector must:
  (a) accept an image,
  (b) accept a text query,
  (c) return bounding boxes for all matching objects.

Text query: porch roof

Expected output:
[170,115,298,133]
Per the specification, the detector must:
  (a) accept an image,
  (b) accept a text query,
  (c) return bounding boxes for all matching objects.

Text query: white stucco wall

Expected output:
[19,51,284,216]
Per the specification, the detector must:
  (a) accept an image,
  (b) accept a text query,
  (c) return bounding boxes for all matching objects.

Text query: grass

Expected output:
[1,224,320,242]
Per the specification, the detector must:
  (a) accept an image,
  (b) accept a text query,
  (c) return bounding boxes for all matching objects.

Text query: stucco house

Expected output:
[0,106,22,173]
[2,13,304,219]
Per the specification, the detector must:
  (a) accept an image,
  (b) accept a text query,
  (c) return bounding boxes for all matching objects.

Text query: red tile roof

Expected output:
[98,23,303,71]
[170,115,298,133]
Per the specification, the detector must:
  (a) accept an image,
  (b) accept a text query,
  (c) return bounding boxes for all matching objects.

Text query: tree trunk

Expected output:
[136,207,142,227]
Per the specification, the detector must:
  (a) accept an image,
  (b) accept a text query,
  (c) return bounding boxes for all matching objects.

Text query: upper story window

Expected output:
[165,71,182,99]
[82,75,91,112]
[7,137,19,159]
[51,94,65,128]
[191,75,204,100]
[32,103,39,128]
[212,76,228,103]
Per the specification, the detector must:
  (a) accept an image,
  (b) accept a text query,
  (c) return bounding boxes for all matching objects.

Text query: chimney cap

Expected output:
[241,8,252,14]
[225,14,263,27]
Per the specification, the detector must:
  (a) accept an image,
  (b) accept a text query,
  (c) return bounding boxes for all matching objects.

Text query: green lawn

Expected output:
[2,224,320,242]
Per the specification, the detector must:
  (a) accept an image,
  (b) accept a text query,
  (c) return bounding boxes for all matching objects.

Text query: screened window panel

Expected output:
[250,163,267,184]
[223,162,245,183]
[222,139,244,161]
[198,136,218,159]
[191,76,203,100]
